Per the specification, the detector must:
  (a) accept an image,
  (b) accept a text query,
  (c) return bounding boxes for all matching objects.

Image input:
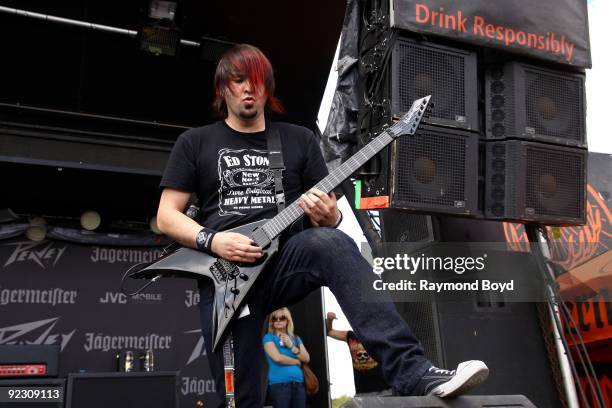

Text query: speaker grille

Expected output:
[391,39,478,130]
[525,69,584,142]
[485,140,586,225]
[394,302,443,368]
[396,42,465,121]
[525,146,585,219]
[381,210,433,243]
[485,62,586,147]
[395,130,466,207]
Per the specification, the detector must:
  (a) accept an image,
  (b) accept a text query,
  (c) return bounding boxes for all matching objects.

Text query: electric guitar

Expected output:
[129,96,432,351]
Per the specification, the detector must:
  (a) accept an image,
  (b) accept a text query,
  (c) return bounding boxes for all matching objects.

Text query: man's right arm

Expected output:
[327,329,348,342]
[156,188,201,248]
[325,312,348,342]
[156,188,263,262]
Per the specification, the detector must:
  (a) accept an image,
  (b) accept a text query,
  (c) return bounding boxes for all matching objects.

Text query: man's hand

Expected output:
[326,312,337,333]
[299,188,341,227]
[211,232,262,263]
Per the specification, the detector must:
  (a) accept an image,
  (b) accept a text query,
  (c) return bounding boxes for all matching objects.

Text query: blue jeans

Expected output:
[199,228,432,408]
[268,382,306,408]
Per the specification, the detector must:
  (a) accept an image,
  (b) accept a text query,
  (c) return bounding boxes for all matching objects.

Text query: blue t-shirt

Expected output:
[263,333,304,384]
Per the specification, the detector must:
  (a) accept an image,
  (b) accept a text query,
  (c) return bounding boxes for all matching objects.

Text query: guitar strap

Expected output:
[221,124,285,408]
[266,124,286,212]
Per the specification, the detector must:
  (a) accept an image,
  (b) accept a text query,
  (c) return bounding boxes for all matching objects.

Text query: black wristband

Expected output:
[332,210,343,228]
[195,227,217,255]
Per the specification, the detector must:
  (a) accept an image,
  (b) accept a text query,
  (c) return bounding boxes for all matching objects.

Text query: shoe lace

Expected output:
[429,367,455,376]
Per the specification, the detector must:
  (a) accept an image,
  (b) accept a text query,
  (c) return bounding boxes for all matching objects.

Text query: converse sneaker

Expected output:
[414,361,489,397]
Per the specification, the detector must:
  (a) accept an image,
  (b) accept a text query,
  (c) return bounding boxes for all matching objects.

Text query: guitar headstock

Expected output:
[388,95,432,138]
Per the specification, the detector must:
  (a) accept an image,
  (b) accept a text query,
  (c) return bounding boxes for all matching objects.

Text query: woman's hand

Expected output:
[279,333,293,348]
[211,232,262,263]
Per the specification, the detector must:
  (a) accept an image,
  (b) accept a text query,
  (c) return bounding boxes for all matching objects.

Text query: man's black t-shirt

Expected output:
[160,120,328,232]
[346,331,389,394]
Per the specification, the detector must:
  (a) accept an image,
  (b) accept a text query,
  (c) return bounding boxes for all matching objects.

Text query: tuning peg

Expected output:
[239,273,249,281]
[230,287,240,295]
[426,102,435,111]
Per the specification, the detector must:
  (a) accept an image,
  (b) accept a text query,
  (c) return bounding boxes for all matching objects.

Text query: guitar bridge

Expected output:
[210,259,240,283]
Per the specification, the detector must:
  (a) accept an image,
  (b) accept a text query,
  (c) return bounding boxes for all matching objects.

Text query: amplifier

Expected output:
[0,364,47,377]
[484,61,586,147]
[0,345,59,378]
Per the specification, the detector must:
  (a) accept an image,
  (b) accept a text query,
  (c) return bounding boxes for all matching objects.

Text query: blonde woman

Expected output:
[263,307,310,408]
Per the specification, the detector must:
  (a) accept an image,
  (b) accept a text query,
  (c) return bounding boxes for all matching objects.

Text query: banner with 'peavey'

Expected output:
[391,0,591,68]
[0,241,219,408]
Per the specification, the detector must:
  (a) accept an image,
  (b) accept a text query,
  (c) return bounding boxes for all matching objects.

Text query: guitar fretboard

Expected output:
[260,131,394,239]
[258,94,429,242]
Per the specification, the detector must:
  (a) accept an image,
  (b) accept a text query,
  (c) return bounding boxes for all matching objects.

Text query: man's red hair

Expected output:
[213,44,284,116]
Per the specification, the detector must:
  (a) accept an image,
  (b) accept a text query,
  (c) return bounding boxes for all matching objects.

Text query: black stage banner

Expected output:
[390,0,592,68]
[0,242,220,407]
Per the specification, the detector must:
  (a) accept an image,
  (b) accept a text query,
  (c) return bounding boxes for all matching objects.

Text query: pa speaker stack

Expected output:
[357,1,589,406]
[388,38,480,218]
[484,62,587,224]
[360,37,480,216]
[358,15,587,226]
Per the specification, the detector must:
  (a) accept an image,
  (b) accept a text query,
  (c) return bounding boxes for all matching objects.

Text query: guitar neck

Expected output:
[261,130,395,240]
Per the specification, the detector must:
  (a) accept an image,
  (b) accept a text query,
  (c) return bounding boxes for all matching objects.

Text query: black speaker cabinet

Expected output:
[344,394,537,407]
[389,125,479,215]
[380,210,435,244]
[391,38,478,131]
[393,285,562,407]
[485,61,586,147]
[66,371,179,408]
[485,140,587,225]
[0,378,64,408]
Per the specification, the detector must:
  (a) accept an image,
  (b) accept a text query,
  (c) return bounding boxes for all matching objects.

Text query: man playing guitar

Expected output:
[155,44,489,407]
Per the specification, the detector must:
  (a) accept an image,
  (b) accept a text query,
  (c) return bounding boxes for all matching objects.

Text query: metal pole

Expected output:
[548,303,581,408]
[0,102,190,130]
[0,5,200,47]
[529,226,581,408]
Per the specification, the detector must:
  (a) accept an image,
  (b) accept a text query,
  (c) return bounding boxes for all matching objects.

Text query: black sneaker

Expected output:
[414,361,489,397]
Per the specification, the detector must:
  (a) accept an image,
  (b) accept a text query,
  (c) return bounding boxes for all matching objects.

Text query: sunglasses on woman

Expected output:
[271,315,287,322]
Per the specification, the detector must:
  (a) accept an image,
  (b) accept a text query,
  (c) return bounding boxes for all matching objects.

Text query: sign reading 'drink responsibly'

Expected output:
[390,0,592,68]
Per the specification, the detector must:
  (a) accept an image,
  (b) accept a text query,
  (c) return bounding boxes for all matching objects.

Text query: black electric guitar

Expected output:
[129,95,432,351]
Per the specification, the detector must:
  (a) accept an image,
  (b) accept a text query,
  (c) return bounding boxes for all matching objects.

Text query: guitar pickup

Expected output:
[210,259,240,283]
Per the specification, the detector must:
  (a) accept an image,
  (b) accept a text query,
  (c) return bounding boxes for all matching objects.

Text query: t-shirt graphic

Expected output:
[217,148,276,216]
[346,331,389,394]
